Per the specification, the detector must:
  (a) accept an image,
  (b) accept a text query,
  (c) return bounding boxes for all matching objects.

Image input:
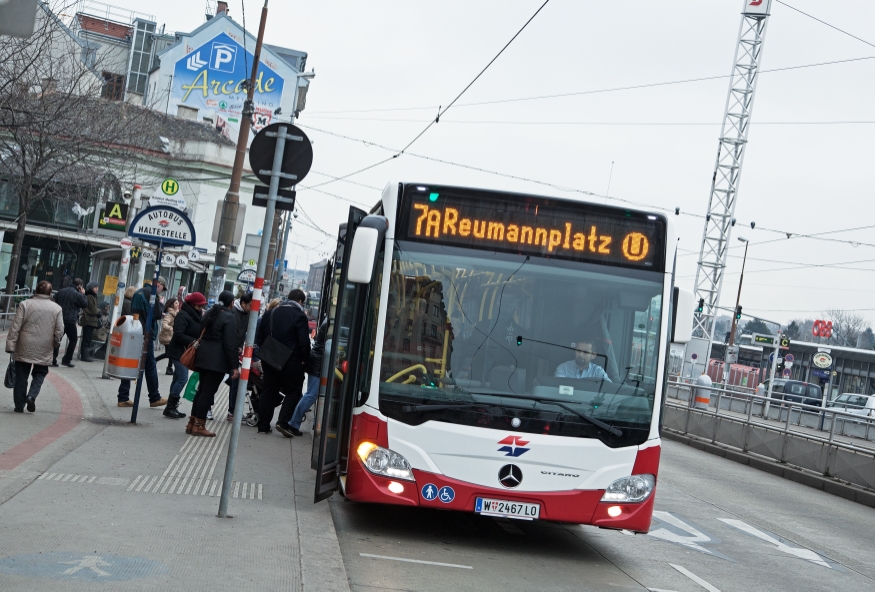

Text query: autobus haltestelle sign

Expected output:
[128,206,197,246]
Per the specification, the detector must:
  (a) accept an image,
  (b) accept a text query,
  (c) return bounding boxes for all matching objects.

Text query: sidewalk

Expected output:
[0,358,349,591]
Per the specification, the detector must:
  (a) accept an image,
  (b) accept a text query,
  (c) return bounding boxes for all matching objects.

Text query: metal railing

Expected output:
[664,379,875,492]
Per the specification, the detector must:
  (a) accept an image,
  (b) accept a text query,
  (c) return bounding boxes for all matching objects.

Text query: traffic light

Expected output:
[780,337,791,349]
[697,298,705,313]
[735,305,742,320]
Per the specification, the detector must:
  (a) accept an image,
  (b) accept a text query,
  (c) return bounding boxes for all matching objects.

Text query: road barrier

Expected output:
[664,380,875,493]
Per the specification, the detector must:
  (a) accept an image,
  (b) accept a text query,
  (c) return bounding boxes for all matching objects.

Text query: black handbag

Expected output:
[258,306,293,371]
[4,354,15,389]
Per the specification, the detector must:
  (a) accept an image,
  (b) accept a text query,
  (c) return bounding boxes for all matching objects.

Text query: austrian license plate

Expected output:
[475,497,540,520]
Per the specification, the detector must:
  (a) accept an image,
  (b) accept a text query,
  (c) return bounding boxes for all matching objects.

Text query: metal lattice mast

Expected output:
[693,0,771,344]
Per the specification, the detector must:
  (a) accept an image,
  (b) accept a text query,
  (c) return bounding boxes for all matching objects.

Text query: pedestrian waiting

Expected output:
[5,281,64,413]
[79,281,102,362]
[186,291,239,437]
[117,278,168,410]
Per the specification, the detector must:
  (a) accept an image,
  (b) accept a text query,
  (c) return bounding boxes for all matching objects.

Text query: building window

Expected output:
[389,336,396,347]
[432,305,439,317]
[406,319,412,331]
[101,72,125,101]
[430,324,437,337]
[402,339,410,352]
[126,20,156,96]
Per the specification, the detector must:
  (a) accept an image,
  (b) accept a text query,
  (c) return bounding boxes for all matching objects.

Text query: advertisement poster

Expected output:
[97,202,129,233]
[171,32,285,141]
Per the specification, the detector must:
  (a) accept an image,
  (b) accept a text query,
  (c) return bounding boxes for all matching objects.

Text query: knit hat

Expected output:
[156,276,167,288]
[85,281,99,293]
[218,290,235,307]
[185,292,207,306]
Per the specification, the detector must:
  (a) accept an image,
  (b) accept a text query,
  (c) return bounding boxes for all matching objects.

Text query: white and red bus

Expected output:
[311,182,692,532]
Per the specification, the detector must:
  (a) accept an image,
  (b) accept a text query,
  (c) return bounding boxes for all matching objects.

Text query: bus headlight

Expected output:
[356,442,414,481]
[601,474,655,503]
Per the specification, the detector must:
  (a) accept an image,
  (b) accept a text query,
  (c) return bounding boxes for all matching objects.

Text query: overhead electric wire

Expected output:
[303,116,875,127]
[305,55,875,116]
[776,1,875,51]
[303,0,552,191]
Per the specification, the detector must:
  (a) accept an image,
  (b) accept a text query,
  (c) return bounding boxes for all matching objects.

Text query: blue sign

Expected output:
[0,553,168,582]
[421,483,438,501]
[171,32,285,142]
[811,369,831,379]
[438,486,455,503]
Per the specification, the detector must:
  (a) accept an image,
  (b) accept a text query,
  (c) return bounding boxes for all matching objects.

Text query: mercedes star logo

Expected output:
[498,464,523,488]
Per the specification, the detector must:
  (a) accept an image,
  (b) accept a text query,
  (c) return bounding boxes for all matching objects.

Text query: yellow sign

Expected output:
[103,275,119,296]
[161,178,179,196]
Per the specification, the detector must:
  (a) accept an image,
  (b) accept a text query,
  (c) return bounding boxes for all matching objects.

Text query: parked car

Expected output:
[827,393,875,418]
[757,379,823,407]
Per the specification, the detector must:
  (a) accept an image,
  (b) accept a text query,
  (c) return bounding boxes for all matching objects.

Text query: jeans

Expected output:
[169,358,188,401]
[258,359,305,431]
[192,370,225,420]
[290,374,319,430]
[117,339,161,403]
[12,361,48,410]
[80,325,94,359]
[54,321,78,364]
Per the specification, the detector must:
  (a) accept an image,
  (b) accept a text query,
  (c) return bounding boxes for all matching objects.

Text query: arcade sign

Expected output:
[128,206,197,246]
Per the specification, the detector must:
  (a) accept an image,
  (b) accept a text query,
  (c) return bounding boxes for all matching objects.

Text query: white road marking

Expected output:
[359,553,473,569]
[648,589,681,592]
[670,564,721,592]
[717,519,832,569]
[649,511,714,555]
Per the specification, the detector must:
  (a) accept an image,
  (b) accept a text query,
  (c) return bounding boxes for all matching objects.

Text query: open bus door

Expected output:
[312,206,369,502]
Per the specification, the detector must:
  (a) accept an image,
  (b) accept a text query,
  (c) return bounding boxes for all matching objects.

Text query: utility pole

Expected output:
[689,0,771,375]
[723,236,750,383]
[210,0,270,301]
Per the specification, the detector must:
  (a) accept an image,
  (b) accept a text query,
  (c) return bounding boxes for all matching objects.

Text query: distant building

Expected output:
[308,259,329,294]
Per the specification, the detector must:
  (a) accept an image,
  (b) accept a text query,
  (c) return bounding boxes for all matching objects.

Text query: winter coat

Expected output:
[168,302,202,360]
[255,302,311,365]
[308,319,329,376]
[194,308,238,374]
[121,296,132,317]
[131,287,163,338]
[158,307,177,346]
[53,286,87,324]
[5,295,64,365]
[81,292,101,328]
[232,301,248,350]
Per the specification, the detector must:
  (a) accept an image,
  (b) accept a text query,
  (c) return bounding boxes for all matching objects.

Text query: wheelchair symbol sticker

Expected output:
[421,484,438,501]
[438,486,455,503]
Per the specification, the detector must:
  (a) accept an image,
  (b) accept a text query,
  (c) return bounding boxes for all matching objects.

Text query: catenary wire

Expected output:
[776,1,875,51]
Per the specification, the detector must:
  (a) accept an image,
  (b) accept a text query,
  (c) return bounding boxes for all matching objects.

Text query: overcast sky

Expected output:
[110,0,875,326]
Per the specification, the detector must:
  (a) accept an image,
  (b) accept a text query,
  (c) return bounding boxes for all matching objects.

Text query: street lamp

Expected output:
[723,237,750,384]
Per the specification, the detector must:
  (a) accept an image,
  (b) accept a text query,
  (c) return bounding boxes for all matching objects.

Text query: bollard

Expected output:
[106,315,144,380]
[694,373,712,410]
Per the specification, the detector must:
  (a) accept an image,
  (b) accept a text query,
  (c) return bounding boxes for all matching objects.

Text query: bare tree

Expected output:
[823,309,869,347]
[0,2,154,294]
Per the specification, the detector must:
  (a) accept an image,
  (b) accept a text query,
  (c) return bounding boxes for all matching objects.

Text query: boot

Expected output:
[163,396,186,419]
[191,417,215,437]
[185,416,195,435]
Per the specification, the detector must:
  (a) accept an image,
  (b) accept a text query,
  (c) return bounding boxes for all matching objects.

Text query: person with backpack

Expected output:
[79,281,102,362]
[187,291,239,437]
[52,278,88,367]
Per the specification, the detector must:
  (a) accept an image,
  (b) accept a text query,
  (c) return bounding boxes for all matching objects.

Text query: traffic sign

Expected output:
[161,178,179,196]
[754,334,775,345]
[785,353,795,363]
[128,206,196,246]
[187,249,200,262]
[780,337,791,349]
[812,352,833,369]
[783,368,791,377]
[691,353,698,361]
[237,269,257,284]
[252,185,296,211]
[769,353,782,364]
[161,253,176,267]
[175,255,189,268]
[150,179,186,210]
[248,123,313,188]
[140,249,155,262]
[119,238,133,249]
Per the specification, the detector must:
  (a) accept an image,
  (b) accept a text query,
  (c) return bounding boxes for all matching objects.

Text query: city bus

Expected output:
[311,182,692,532]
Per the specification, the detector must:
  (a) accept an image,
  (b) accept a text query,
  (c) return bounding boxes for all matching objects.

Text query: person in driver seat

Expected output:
[554,339,611,381]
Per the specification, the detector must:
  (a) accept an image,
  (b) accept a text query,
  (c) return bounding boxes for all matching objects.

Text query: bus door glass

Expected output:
[313,206,367,502]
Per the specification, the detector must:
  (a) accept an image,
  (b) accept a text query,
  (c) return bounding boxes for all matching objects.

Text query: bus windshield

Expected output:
[377,241,665,448]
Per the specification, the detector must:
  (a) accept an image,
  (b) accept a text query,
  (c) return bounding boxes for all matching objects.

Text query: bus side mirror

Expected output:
[347,215,389,285]
[672,287,694,344]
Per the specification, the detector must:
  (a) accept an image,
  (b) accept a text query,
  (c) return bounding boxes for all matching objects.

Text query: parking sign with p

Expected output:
[210,42,237,73]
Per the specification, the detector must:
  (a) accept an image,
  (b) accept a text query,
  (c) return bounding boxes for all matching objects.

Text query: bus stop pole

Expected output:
[218,125,288,517]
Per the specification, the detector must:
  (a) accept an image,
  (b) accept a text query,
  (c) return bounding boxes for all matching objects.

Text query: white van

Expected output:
[827,393,875,418]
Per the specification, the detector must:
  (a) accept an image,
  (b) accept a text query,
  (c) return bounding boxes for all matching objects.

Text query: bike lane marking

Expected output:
[0,372,83,471]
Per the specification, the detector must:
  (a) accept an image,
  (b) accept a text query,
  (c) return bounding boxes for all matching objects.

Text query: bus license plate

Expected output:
[475,498,540,520]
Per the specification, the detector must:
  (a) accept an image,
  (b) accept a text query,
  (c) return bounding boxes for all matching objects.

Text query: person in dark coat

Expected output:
[79,281,101,362]
[166,292,206,421]
[121,286,136,316]
[52,278,87,367]
[188,291,239,437]
[287,317,328,435]
[225,291,253,421]
[255,289,311,436]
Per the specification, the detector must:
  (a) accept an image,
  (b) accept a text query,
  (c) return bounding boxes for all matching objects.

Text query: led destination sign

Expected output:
[400,188,665,269]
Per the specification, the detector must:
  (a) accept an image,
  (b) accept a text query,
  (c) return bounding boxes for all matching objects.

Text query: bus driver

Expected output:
[555,339,612,381]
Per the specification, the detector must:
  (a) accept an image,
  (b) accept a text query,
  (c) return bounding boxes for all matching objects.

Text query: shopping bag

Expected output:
[4,354,15,389]
[183,371,199,402]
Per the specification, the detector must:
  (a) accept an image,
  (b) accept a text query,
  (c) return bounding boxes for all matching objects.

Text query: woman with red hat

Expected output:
[165,291,207,420]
